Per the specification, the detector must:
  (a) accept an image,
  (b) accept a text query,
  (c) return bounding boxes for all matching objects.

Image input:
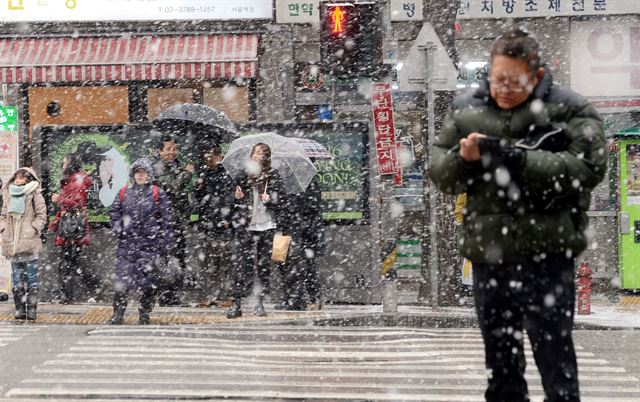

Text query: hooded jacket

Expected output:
[0,167,47,258]
[48,171,93,247]
[109,158,173,260]
[429,68,607,263]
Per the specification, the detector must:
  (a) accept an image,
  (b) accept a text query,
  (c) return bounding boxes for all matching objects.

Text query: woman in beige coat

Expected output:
[0,167,47,320]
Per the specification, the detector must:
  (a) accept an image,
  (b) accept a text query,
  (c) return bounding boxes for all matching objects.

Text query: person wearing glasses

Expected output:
[429,27,606,402]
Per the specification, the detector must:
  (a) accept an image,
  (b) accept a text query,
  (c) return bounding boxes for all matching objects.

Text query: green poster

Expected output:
[0,106,18,132]
[239,123,369,223]
[39,125,196,223]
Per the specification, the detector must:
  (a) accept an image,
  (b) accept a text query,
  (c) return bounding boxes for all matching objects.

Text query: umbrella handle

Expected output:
[264,179,268,194]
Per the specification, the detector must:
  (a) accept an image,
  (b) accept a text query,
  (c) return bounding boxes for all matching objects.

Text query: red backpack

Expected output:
[119,185,159,204]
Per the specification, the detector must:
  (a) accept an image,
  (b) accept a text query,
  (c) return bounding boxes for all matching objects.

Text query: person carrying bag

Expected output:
[227,143,288,319]
[48,154,96,304]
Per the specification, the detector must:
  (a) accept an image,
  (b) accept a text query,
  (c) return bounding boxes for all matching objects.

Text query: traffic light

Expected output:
[320,1,381,78]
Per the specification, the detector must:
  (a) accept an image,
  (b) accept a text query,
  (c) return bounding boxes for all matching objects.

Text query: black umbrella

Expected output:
[152,103,239,145]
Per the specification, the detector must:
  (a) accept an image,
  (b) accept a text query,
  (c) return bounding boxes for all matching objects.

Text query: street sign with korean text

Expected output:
[390,0,423,21]
[457,0,638,19]
[371,83,398,175]
[570,19,640,98]
[0,0,273,22]
[276,0,319,23]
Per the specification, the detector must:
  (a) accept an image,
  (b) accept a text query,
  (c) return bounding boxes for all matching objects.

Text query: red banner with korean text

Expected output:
[371,82,398,175]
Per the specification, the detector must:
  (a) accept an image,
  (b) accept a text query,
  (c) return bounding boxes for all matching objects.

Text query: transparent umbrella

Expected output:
[222,132,317,194]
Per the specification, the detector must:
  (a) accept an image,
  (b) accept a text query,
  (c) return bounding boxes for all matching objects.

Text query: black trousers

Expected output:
[277,236,306,307]
[57,245,98,302]
[473,254,580,402]
[303,256,320,303]
[234,229,275,299]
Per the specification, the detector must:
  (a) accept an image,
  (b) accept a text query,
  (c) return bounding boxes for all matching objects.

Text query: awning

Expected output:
[0,34,258,83]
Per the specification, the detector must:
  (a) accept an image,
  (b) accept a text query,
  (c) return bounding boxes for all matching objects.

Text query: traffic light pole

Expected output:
[420,43,439,309]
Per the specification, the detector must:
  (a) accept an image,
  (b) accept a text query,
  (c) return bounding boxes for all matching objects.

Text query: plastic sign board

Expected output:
[0,106,19,299]
[0,0,273,22]
[371,83,398,175]
[398,23,458,91]
[457,0,639,19]
[390,0,423,21]
[570,19,640,98]
[276,0,320,23]
[0,106,18,132]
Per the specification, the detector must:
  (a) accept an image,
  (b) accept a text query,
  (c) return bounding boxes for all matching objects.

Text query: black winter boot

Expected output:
[26,288,38,321]
[138,306,150,325]
[226,299,242,319]
[254,296,267,317]
[109,291,128,325]
[13,288,26,320]
[138,290,156,325]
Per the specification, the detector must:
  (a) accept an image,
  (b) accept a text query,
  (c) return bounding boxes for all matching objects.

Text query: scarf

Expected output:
[8,181,38,215]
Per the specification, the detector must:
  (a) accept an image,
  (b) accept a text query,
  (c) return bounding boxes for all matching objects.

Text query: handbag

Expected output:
[57,209,86,240]
[156,255,182,284]
[271,233,292,263]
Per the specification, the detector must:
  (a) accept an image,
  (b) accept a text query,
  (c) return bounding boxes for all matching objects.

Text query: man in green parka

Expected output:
[429,28,606,402]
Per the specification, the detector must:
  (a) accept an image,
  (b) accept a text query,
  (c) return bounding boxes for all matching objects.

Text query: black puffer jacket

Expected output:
[195,164,236,234]
[429,68,607,263]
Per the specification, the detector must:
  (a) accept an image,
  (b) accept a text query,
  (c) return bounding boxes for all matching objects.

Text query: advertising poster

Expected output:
[240,123,369,223]
[626,144,640,205]
[39,125,197,223]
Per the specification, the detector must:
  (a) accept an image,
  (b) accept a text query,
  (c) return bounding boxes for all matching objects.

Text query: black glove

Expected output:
[478,136,527,177]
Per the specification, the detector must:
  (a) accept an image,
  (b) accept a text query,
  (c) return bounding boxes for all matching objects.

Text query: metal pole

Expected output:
[425,44,439,308]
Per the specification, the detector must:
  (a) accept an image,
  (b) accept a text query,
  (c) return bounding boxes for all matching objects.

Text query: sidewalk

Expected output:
[0,294,637,329]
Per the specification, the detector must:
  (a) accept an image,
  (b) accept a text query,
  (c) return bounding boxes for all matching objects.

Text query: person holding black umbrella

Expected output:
[152,135,194,306]
[194,145,236,307]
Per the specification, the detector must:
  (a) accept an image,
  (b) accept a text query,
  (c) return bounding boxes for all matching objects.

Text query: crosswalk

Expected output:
[0,324,42,348]
[5,326,640,401]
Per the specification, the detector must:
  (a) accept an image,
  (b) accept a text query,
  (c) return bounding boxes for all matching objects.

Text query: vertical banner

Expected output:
[0,105,19,296]
[371,83,398,175]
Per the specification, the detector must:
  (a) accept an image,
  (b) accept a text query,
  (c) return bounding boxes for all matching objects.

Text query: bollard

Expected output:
[382,277,398,313]
[576,262,593,315]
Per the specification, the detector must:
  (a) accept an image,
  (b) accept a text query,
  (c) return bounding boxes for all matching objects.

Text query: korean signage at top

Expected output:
[457,0,639,18]
[0,0,273,22]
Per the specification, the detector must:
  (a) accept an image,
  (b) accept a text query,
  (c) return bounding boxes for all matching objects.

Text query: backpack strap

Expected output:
[152,185,159,204]
[119,186,158,204]
[119,186,128,203]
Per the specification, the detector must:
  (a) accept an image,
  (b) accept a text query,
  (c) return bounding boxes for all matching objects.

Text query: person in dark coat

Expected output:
[227,143,288,319]
[152,135,194,306]
[48,154,97,303]
[275,173,325,311]
[194,145,236,307]
[429,28,607,402]
[108,158,173,325]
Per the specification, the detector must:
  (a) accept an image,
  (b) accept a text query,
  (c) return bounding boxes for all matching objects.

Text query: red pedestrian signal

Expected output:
[320,1,381,78]
[330,6,346,34]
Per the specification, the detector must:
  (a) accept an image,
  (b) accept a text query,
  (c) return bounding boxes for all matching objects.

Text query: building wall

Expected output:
[28,86,130,128]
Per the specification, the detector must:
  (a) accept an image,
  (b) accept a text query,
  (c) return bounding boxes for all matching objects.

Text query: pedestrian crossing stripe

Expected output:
[4,327,639,402]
